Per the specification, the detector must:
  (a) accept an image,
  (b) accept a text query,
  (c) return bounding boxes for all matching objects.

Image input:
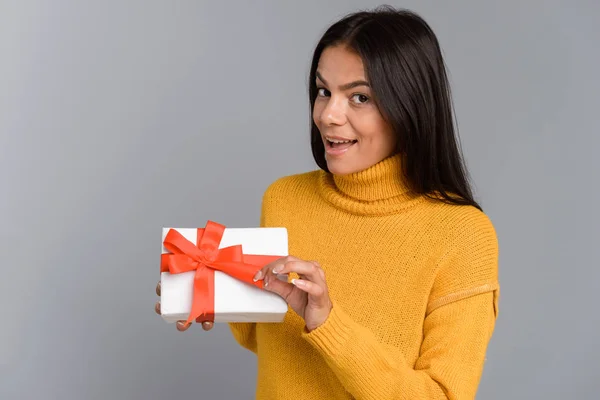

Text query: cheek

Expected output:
[352,113,387,142]
[312,103,323,127]
[352,114,396,152]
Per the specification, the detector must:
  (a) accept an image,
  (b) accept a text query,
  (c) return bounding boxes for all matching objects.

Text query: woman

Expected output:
[155,6,499,400]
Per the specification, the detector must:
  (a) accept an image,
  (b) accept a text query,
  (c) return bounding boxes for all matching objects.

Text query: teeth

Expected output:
[327,138,354,144]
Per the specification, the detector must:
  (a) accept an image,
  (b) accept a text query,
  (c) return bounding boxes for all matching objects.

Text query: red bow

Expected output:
[160,221,281,323]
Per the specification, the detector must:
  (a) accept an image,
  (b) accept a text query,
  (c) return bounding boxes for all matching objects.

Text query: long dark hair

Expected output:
[309,6,482,211]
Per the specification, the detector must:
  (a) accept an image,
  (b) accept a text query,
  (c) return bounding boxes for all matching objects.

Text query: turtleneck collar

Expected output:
[317,153,425,216]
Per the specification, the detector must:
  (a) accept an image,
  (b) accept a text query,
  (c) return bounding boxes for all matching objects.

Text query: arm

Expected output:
[228,182,278,353]
[302,288,498,399]
[228,321,258,353]
[302,211,500,399]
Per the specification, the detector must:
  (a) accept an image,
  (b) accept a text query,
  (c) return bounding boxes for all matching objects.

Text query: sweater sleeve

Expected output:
[228,321,257,353]
[301,211,500,400]
[228,181,279,353]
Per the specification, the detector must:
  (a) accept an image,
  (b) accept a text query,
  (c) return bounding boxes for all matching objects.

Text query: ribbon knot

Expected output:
[160,220,282,323]
[201,250,218,263]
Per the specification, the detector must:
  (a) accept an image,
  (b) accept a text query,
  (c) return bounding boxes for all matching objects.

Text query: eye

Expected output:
[317,87,330,97]
[352,94,369,104]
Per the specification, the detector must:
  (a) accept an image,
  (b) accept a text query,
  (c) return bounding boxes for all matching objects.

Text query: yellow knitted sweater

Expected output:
[229,153,499,400]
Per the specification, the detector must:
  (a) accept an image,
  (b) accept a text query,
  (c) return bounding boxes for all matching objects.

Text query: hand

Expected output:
[154,281,214,332]
[253,256,332,332]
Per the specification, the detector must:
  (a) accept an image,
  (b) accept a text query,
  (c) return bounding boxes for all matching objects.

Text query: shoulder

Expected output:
[258,170,322,227]
[452,205,496,245]
[426,203,500,314]
[262,170,321,201]
[426,201,499,285]
[451,205,497,255]
[425,200,498,252]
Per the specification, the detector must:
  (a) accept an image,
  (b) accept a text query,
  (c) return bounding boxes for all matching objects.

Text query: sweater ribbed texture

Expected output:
[229,153,500,399]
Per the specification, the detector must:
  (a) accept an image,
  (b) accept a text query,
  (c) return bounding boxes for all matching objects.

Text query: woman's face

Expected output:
[313,45,397,175]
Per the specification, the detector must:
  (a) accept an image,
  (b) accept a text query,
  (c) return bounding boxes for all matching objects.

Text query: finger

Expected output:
[263,268,296,301]
[253,260,277,282]
[156,281,161,296]
[176,320,192,331]
[253,255,299,282]
[291,278,327,301]
[194,316,215,331]
[265,256,305,277]
[155,301,161,315]
[275,260,324,284]
[310,261,326,280]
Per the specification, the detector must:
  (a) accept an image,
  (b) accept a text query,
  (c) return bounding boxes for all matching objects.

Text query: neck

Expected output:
[333,153,409,201]
[317,153,425,216]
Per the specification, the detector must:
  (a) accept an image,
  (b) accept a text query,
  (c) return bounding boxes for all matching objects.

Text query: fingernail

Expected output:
[291,278,304,286]
[253,270,263,281]
[272,265,282,274]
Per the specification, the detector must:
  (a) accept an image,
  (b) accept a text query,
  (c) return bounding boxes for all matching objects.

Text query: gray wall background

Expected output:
[1,0,598,399]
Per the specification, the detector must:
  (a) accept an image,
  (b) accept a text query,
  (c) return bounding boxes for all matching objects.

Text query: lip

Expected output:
[324,135,355,141]
[323,136,357,156]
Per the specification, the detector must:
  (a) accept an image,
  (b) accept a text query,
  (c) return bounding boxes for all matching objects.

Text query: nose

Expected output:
[320,96,346,126]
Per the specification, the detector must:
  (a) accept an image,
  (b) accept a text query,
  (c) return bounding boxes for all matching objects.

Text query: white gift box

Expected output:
[160,227,289,323]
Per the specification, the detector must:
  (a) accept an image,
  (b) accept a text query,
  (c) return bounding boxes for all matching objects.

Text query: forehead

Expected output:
[317,45,365,80]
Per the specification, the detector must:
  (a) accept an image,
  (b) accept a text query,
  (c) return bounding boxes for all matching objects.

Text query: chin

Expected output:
[325,159,361,175]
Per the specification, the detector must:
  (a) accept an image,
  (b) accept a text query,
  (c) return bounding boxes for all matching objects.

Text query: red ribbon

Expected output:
[160,220,281,323]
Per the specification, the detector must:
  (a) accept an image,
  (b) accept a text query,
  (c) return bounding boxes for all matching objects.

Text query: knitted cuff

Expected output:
[300,302,353,357]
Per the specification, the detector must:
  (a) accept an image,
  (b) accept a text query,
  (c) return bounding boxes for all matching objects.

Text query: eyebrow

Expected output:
[316,71,370,90]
